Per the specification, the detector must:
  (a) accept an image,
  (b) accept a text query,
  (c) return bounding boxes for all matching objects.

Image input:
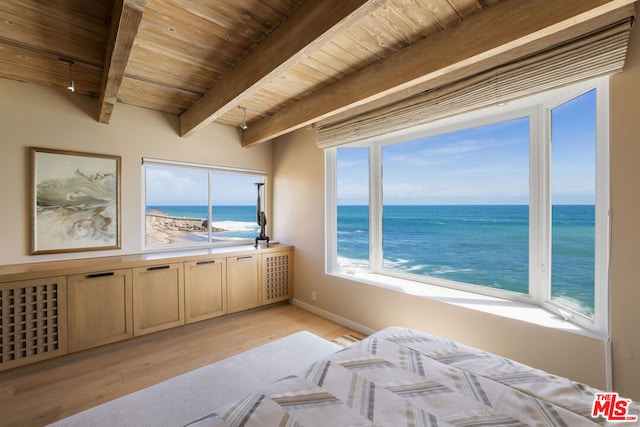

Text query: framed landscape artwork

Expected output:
[29,147,121,254]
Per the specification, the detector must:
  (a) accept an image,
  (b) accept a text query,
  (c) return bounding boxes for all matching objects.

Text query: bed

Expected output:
[186,327,639,427]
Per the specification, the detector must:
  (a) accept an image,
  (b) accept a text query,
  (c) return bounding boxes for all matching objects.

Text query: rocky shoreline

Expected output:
[145,212,225,245]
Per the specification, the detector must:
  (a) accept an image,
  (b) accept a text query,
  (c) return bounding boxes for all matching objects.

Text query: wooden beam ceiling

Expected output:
[98,0,147,124]
[178,0,387,138]
[241,0,637,146]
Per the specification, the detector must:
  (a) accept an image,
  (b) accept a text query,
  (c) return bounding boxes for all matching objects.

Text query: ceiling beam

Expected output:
[241,0,636,146]
[98,0,147,124]
[178,0,386,138]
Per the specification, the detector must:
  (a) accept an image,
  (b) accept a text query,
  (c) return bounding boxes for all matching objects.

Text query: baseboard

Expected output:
[290,298,377,336]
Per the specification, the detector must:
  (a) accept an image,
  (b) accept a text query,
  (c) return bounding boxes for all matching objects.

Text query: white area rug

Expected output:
[49,331,341,427]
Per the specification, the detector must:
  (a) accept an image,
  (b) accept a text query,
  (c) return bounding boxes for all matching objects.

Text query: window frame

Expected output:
[142,158,267,251]
[325,78,609,336]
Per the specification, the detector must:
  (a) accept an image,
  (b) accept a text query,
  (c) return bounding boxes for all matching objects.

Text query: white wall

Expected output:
[0,78,272,265]
[609,5,640,402]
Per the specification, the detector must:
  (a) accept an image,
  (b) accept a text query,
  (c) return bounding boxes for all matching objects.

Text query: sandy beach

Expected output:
[145,212,224,245]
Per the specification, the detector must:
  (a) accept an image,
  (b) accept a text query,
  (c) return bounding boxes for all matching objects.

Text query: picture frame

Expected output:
[29,147,121,254]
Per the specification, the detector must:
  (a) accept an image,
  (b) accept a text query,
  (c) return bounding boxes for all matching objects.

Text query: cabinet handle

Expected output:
[86,272,115,279]
[197,260,216,265]
[237,256,253,261]
[147,265,171,271]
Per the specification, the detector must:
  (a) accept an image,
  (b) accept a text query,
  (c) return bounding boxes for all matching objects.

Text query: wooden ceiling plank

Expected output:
[445,0,483,17]
[241,0,636,146]
[320,40,374,71]
[383,0,443,39]
[118,76,198,114]
[342,22,396,60]
[141,2,261,59]
[0,44,102,96]
[0,0,111,66]
[125,53,216,94]
[166,0,296,43]
[412,0,464,29]
[305,50,359,79]
[179,0,387,137]
[98,0,147,124]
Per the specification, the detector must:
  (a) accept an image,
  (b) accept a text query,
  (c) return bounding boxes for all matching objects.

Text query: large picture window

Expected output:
[143,159,266,249]
[325,78,609,335]
[381,118,530,294]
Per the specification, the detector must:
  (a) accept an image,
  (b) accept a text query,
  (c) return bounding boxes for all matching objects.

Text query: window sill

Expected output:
[331,271,604,340]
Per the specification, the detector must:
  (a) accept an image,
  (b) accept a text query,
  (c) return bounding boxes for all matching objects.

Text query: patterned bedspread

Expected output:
[186,327,640,426]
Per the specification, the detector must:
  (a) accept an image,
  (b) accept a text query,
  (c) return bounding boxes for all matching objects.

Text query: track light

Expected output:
[67,60,75,92]
[59,58,75,93]
[237,105,273,131]
[240,107,248,131]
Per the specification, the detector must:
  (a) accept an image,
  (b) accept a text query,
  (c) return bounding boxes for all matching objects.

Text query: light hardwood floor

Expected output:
[0,303,365,427]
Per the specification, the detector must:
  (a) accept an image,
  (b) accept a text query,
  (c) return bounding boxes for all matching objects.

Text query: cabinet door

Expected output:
[184,258,226,323]
[67,270,132,352]
[0,276,67,371]
[226,255,261,313]
[262,250,293,304]
[132,263,184,336]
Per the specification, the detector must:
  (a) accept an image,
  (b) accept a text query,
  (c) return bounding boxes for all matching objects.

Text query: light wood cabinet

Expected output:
[0,244,292,371]
[67,270,132,352]
[0,276,68,371]
[184,258,226,323]
[132,263,184,336]
[262,250,293,304]
[226,255,261,313]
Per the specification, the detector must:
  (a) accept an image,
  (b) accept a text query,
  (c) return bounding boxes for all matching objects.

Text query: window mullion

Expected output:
[208,171,213,243]
[369,144,383,272]
[324,149,338,273]
[530,106,551,305]
[594,79,610,337]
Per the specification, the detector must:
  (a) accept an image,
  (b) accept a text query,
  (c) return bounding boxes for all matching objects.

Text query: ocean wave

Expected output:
[337,255,369,271]
[552,295,594,318]
[432,266,474,275]
[211,221,259,232]
[382,258,474,276]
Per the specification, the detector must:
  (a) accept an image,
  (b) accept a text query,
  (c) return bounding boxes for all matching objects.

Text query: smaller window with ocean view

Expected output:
[337,148,370,271]
[144,160,265,248]
[550,89,597,318]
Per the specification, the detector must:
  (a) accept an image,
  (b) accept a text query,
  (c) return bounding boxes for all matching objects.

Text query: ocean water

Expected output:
[337,205,595,316]
[147,205,259,240]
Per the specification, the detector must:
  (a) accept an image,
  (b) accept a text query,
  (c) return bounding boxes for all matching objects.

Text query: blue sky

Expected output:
[145,91,596,207]
[338,89,596,205]
[146,167,263,205]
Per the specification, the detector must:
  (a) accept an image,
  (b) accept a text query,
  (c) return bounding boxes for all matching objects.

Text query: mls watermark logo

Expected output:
[591,392,638,423]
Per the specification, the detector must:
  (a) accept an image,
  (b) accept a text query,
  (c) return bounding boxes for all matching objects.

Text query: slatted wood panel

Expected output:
[263,251,292,302]
[0,277,67,370]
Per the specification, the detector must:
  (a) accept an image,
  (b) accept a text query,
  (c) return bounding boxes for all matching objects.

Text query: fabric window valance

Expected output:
[316,18,634,149]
